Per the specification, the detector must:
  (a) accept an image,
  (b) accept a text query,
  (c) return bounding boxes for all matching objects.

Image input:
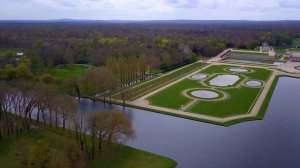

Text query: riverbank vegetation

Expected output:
[0,82,176,168]
[0,124,176,168]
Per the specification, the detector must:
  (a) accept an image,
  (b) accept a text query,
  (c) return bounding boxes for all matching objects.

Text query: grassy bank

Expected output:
[0,128,176,168]
[222,75,280,126]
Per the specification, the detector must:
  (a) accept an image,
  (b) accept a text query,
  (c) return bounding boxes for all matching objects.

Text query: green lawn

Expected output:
[231,50,269,56]
[45,64,92,79]
[0,48,26,54]
[201,65,271,81]
[0,129,176,168]
[292,38,300,46]
[148,79,204,109]
[289,48,300,52]
[241,67,272,81]
[188,86,261,117]
[146,65,272,118]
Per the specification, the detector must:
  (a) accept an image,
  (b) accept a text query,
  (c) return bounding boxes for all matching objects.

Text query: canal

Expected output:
[79,77,300,168]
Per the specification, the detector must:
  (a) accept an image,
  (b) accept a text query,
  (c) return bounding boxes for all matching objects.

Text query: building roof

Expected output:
[16,53,24,56]
[262,42,269,47]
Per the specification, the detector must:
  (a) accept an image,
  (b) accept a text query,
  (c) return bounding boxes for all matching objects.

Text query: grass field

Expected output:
[231,49,269,56]
[292,38,300,46]
[147,65,272,118]
[289,48,300,52]
[0,128,176,168]
[45,64,92,79]
[0,48,26,54]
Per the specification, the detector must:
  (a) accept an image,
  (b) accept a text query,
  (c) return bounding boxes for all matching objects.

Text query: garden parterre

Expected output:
[146,65,272,118]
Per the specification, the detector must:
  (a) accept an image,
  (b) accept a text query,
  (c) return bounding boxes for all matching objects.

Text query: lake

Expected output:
[79,77,300,168]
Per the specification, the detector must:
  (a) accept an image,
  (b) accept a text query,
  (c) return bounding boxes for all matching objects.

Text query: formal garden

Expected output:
[146,65,272,118]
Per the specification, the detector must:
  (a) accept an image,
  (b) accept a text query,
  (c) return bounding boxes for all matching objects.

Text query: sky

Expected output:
[0,0,300,20]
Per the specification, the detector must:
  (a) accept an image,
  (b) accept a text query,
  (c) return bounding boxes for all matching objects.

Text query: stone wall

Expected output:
[226,52,275,61]
[290,57,300,62]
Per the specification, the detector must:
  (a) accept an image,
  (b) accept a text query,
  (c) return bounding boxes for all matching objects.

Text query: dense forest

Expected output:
[0,20,300,168]
[1,21,300,70]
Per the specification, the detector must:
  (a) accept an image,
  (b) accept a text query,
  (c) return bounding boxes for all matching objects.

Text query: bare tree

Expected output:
[59,95,78,130]
[106,109,135,145]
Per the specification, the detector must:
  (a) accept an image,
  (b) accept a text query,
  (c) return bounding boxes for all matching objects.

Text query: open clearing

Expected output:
[44,64,92,78]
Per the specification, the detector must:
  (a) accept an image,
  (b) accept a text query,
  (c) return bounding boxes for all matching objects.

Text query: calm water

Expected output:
[79,77,300,168]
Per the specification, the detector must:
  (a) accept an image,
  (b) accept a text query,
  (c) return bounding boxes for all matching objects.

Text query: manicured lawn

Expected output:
[231,50,269,55]
[148,79,204,109]
[202,65,271,81]
[201,65,234,74]
[146,65,272,118]
[188,87,261,117]
[45,64,92,79]
[0,129,176,168]
[242,67,272,81]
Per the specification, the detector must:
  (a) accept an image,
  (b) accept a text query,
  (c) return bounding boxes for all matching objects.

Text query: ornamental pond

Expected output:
[78,77,300,168]
[208,74,240,87]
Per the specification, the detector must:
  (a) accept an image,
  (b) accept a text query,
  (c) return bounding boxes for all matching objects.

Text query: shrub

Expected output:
[39,74,55,84]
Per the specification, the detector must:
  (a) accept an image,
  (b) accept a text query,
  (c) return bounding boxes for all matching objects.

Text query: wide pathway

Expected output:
[207,48,232,63]
[277,61,300,74]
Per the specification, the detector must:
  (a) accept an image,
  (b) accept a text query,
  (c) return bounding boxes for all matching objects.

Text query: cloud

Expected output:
[279,0,300,9]
[0,0,299,20]
[166,0,199,8]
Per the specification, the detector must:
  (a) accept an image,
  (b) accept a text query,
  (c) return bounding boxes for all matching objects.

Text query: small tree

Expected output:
[3,64,16,80]
[66,140,86,168]
[59,95,78,129]
[39,74,55,84]
[106,110,135,145]
[16,63,33,79]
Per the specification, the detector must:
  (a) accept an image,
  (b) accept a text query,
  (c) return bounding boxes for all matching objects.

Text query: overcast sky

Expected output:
[0,0,300,20]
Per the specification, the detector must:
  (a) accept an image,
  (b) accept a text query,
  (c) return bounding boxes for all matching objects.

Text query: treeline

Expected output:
[66,55,152,99]
[1,22,298,70]
[118,62,205,102]
[73,110,135,160]
[0,81,77,141]
[0,81,135,166]
[106,55,147,86]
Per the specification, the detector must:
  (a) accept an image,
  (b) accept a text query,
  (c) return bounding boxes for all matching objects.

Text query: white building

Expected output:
[261,42,270,52]
[16,52,24,57]
[287,51,300,62]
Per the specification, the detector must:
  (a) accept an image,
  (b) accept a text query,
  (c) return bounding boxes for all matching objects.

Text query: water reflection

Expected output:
[79,77,300,168]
